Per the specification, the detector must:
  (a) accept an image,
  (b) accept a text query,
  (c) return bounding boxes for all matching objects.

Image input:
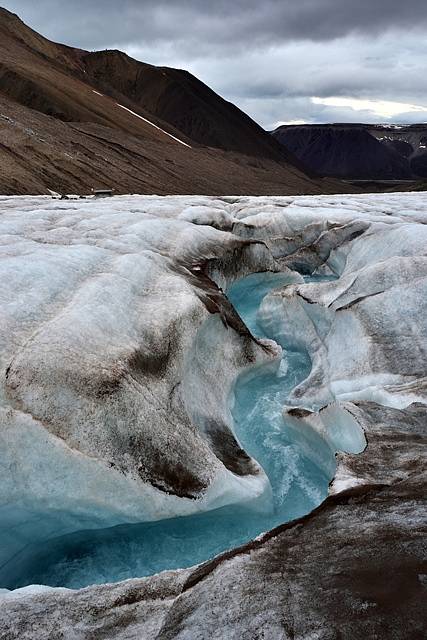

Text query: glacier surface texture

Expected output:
[0,193,425,639]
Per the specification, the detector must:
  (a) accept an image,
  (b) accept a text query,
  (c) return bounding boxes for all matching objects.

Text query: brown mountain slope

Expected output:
[0,10,300,164]
[80,50,302,165]
[0,8,193,144]
[2,93,343,196]
[0,8,350,195]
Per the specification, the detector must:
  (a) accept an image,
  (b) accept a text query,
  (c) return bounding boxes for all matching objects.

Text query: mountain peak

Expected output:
[0,9,342,195]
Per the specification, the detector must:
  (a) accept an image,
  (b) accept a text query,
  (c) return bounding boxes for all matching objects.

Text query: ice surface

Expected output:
[3,272,339,589]
[0,192,425,590]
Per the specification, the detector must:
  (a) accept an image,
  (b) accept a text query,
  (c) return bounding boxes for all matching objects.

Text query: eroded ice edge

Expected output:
[0,193,425,592]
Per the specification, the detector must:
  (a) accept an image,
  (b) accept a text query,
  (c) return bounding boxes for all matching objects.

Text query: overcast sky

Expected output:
[3,0,427,129]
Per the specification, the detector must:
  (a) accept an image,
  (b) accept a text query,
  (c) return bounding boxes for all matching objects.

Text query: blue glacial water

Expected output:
[4,272,336,590]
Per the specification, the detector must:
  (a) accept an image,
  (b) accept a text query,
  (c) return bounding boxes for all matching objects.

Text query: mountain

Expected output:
[370,124,427,178]
[0,8,341,196]
[271,123,422,181]
[80,50,300,164]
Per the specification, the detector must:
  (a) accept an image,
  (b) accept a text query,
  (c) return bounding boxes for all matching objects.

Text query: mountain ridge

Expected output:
[0,7,352,195]
[272,122,427,181]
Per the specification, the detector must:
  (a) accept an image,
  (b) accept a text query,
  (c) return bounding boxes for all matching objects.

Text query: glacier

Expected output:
[0,192,426,638]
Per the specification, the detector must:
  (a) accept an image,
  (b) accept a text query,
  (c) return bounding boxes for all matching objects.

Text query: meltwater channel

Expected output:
[5,272,341,590]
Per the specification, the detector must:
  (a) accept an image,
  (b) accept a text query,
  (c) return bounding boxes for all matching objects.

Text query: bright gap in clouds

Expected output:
[311,96,427,119]
[274,119,308,127]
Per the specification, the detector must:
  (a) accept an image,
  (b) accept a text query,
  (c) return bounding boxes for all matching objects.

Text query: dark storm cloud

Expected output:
[4,0,427,50]
[2,1,427,127]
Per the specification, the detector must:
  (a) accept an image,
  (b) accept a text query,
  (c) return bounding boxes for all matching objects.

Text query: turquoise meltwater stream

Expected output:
[3,272,336,590]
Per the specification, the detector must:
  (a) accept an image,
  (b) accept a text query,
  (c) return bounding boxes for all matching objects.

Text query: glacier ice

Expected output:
[2,270,340,589]
[0,192,426,590]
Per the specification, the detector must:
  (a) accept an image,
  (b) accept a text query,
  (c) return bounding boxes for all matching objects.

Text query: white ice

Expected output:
[0,191,426,577]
